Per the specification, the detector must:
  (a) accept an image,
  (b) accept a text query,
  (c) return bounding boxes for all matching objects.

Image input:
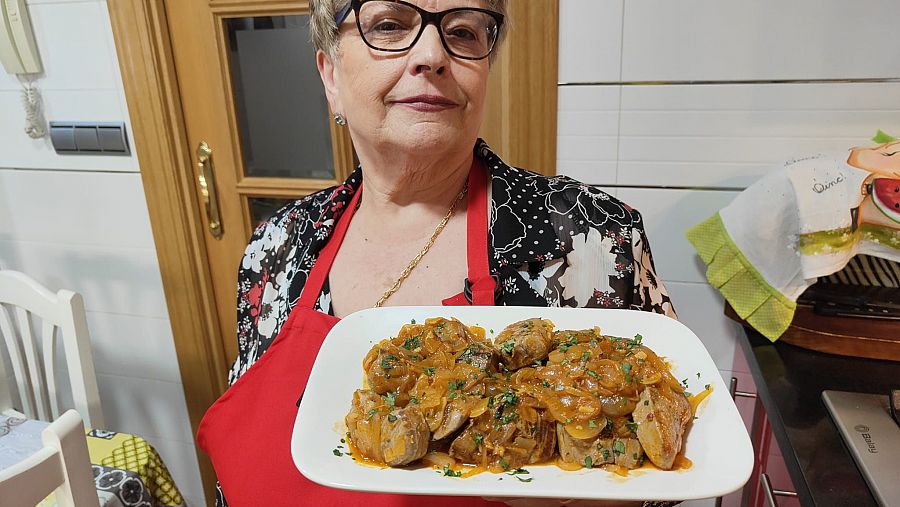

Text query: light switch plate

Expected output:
[49,122,131,156]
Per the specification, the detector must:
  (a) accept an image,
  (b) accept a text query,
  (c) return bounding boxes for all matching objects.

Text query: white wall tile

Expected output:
[662,282,740,372]
[142,435,206,504]
[0,240,169,319]
[558,0,623,83]
[96,373,194,443]
[0,91,138,172]
[0,170,152,248]
[557,86,620,184]
[616,83,900,188]
[616,188,739,284]
[85,312,181,383]
[621,0,900,81]
[0,1,117,92]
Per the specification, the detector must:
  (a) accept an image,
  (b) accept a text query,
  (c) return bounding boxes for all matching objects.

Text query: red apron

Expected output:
[197,161,505,506]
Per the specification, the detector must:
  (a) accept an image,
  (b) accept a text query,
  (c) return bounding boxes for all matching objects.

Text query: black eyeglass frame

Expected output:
[334,0,505,61]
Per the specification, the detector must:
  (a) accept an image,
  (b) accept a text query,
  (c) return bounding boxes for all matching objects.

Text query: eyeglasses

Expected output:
[334,0,504,61]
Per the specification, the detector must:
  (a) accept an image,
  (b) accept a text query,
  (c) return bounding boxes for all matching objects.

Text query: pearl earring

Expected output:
[333,113,346,126]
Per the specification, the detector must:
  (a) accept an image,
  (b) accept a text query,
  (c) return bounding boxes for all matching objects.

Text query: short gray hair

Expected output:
[310,0,509,60]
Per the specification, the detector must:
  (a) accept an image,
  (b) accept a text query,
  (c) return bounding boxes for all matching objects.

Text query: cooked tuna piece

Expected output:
[364,348,415,395]
[632,386,692,469]
[449,393,556,470]
[345,389,387,462]
[427,317,472,351]
[556,423,644,469]
[456,342,498,372]
[432,398,470,440]
[494,318,555,370]
[380,406,430,466]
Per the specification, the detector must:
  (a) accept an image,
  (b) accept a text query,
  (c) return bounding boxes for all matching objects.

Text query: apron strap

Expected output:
[464,160,497,306]
[297,188,363,310]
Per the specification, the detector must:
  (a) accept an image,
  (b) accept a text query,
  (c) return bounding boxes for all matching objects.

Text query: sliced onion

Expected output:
[563,421,602,440]
[469,398,489,418]
[548,349,565,364]
[421,451,456,469]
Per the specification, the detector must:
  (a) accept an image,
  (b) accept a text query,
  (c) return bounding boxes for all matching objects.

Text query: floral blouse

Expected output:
[216,140,678,506]
[228,140,676,386]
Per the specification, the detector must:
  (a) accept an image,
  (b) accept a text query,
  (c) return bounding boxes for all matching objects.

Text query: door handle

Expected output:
[197,141,223,239]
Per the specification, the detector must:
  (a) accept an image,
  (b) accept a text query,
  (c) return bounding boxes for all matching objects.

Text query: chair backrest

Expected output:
[0,410,100,507]
[0,271,104,428]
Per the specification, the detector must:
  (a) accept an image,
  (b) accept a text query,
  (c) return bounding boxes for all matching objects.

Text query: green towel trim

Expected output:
[685,213,796,341]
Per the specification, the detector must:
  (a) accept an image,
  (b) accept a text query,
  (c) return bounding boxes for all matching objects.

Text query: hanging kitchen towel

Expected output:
[686,131,900,340]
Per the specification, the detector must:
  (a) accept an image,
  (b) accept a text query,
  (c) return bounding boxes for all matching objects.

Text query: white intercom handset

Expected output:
[0,0,42,74]
[1,0,46,139]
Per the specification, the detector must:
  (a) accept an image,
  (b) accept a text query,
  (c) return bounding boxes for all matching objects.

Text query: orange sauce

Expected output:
[672,454,693,470]
[689,384,713,414]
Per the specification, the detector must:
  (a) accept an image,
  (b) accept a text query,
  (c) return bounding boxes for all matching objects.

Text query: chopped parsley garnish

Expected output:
[643,400,650,406]
[500,412,519,424]
[601,448,611,460]
[380,354,399,371]
[515,476,533,483]
[333,449,343,457]
[449,379,466,391]
[588,419,598,429]
[497,389,519,407]
[681,378,690,389]
[402,335,420,350]
[501,341,515,355]
[410,396,419,405]
[442,466,462,477]
[383,391,397,409]
[696,372,701,379]
[622,363,633,383]
[558,335,578,352]
[705,383,711,390]
[508,468,530,475]
[633,334,643,345]
[340,438,345,444]
[613,440,625,455]
[583,456,593,468]
[580,351,591,362]
[410,319,416,324]
[625,421,638,433]
[587,369,600,379]
[387,414,398,422]
[542,380,551,388]
[424,367,435,376]
[474,433,484,447]
[590,339,599,347]
[498,458,510,470]
[366,408,378,421]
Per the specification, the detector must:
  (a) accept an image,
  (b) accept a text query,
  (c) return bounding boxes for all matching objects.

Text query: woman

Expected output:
[198,1,677,506]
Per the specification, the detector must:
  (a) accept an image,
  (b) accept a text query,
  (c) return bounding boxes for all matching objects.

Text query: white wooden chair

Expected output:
[0,270,104,428]
[0,409,100,507]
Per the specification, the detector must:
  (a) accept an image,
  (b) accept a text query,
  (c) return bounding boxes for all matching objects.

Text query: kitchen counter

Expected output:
[738,326,900,507]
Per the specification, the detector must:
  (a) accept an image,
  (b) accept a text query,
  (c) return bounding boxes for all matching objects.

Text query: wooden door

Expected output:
[164,0,356,366]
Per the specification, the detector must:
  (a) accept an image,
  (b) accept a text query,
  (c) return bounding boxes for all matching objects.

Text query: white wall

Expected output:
[0,1,204,505]
[558,1,900,505]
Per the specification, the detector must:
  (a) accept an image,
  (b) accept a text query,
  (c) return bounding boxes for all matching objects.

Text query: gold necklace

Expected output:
[374,184,468,307]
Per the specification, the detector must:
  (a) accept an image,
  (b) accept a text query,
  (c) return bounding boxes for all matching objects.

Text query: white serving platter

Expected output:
[293,306,753,502]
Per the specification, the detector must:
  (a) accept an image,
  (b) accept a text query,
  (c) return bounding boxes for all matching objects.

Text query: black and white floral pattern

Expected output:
[227,139,675,386]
